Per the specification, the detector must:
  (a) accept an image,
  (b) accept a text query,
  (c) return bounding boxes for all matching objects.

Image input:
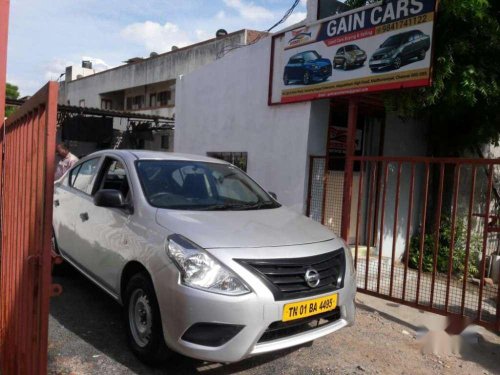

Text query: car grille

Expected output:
[257,308,341,343]
[236,249,345,301]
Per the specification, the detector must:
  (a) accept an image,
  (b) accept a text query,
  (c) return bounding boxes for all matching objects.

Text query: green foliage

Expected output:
[5,82,20,118]
[408,216,481,277]
[345,0,500,155]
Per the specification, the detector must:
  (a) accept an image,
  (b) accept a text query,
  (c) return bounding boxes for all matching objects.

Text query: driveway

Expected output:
[49,265,500,375]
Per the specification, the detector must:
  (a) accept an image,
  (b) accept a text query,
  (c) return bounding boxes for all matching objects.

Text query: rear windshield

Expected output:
[136,160,280,211]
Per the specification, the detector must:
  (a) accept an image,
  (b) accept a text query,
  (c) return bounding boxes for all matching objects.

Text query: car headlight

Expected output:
[166,234,250,296]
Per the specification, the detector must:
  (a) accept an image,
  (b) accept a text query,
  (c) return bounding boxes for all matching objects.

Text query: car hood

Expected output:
[372,47,397,57]
[308,58,331,67]
[155,206,335,249]
[347,50,366,57]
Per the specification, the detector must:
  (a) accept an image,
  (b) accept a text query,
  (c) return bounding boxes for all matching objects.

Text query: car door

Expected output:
[54,156,102,261]
[403,33,415,60]
[73,155,133,294]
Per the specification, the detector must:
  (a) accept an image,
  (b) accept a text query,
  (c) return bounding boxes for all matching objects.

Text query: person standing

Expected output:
[54,143,79,180]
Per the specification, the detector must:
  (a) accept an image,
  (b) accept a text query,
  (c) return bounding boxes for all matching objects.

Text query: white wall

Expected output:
[379,114,429,259]
[175,37,316,213]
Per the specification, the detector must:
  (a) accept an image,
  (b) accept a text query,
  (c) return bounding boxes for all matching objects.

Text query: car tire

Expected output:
[124,272,172,365]
[283,73,289,86]
[418,49,426,61]
[302,71,310,85]
[393,56,402,70]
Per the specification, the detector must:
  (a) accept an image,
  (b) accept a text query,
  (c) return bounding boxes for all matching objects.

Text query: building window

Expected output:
[101,99,112,110]
[126,97,133,110]
[207,152,248,172]
[161,135,170,149]
[79,99,85,107]
[150,93,157,108]
[133,95,145,109]
[127,95,145,110]
[157,91,171,106]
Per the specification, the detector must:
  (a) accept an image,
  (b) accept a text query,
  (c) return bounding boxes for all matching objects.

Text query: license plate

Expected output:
[282,294,337,322]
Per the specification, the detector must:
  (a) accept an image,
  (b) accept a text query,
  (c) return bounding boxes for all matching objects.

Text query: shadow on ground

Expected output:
[49,264,303,375]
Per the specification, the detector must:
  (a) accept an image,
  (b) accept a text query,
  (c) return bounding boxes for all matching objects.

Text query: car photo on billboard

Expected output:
[333,45,367,71]
[369,30,431,72]
[283,50,332,85]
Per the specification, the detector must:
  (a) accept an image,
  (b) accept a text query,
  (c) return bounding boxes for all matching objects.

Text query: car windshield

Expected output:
[136,160,281,211]
[302,51,320,62]
[381,35,404,48]
[344,45,358,52]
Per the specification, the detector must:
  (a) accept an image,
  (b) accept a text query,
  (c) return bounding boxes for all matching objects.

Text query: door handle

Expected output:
[79,212,89,222]
[54,200,60,207]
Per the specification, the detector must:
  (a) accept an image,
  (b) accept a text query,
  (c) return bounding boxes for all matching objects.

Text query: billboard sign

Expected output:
[269,0,437,104]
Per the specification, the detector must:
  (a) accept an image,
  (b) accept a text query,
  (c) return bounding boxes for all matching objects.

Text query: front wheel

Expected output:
[302,71,311,85]
[393,56,402,70]
[283,73,289,85]
[124,273,172,365]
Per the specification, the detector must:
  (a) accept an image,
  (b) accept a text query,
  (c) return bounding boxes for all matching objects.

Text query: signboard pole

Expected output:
[341,97,358,241]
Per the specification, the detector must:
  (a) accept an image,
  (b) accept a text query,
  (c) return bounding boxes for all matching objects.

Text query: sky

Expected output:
[7,0,309,96]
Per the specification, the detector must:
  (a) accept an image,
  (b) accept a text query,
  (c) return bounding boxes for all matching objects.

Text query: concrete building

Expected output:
[174,0,433,261]
[58,29,265,151]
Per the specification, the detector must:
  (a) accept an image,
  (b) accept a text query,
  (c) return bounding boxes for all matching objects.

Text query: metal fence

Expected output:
[0,82,59,374]
[308,155,500,331]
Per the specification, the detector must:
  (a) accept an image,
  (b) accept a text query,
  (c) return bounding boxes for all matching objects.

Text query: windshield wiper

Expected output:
[239,201,278,210]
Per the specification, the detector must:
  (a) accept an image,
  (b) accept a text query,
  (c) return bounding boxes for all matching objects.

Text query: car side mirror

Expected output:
[269,191,277,200]
[94,189,127,209]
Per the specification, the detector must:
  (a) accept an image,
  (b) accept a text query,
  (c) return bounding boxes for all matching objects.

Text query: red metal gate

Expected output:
[0,82,59,374]
[307,155,500,331]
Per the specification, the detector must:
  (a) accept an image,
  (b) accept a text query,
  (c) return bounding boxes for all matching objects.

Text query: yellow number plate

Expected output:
[282,294,338,322]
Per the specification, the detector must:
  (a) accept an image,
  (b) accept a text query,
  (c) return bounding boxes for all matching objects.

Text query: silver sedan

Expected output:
[52,150,356,365]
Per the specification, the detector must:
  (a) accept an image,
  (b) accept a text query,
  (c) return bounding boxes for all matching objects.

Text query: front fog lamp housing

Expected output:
[167,234,250,296]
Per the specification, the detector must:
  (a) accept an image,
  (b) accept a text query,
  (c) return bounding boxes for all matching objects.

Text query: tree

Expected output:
[5,82,20,118]
[345,0,500,156]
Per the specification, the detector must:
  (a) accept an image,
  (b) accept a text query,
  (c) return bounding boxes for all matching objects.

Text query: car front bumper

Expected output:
[369,58,393,70]
[152,240,356,363]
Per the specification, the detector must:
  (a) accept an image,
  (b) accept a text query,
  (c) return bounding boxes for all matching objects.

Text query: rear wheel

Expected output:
[124,273,171,365]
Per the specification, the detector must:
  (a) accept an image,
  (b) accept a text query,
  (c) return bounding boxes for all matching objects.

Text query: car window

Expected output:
[70,158,100,194]
[136,160,280,211]
[337,48,344,55]
[302,51,320,62]
[381,34,404,48]
[345,45,355,52]
[98,158,131,199]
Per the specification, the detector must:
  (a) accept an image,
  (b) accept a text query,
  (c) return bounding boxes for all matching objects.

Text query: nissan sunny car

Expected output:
[52,150,356,365]
[369,29,430,72]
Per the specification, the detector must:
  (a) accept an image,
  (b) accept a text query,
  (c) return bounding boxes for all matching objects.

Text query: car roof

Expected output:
[81,149,229,164]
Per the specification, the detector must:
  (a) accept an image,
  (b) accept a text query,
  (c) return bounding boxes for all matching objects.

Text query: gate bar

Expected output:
[340,97,359,240]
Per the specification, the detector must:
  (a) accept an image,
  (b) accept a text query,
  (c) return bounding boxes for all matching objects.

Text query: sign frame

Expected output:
[268,0,439,106]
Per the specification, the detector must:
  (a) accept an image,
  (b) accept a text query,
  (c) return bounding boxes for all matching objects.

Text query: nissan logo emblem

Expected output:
[304,268,320,288]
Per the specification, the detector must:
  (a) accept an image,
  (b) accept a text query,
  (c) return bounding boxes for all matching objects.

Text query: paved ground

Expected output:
[49,265,500,375]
